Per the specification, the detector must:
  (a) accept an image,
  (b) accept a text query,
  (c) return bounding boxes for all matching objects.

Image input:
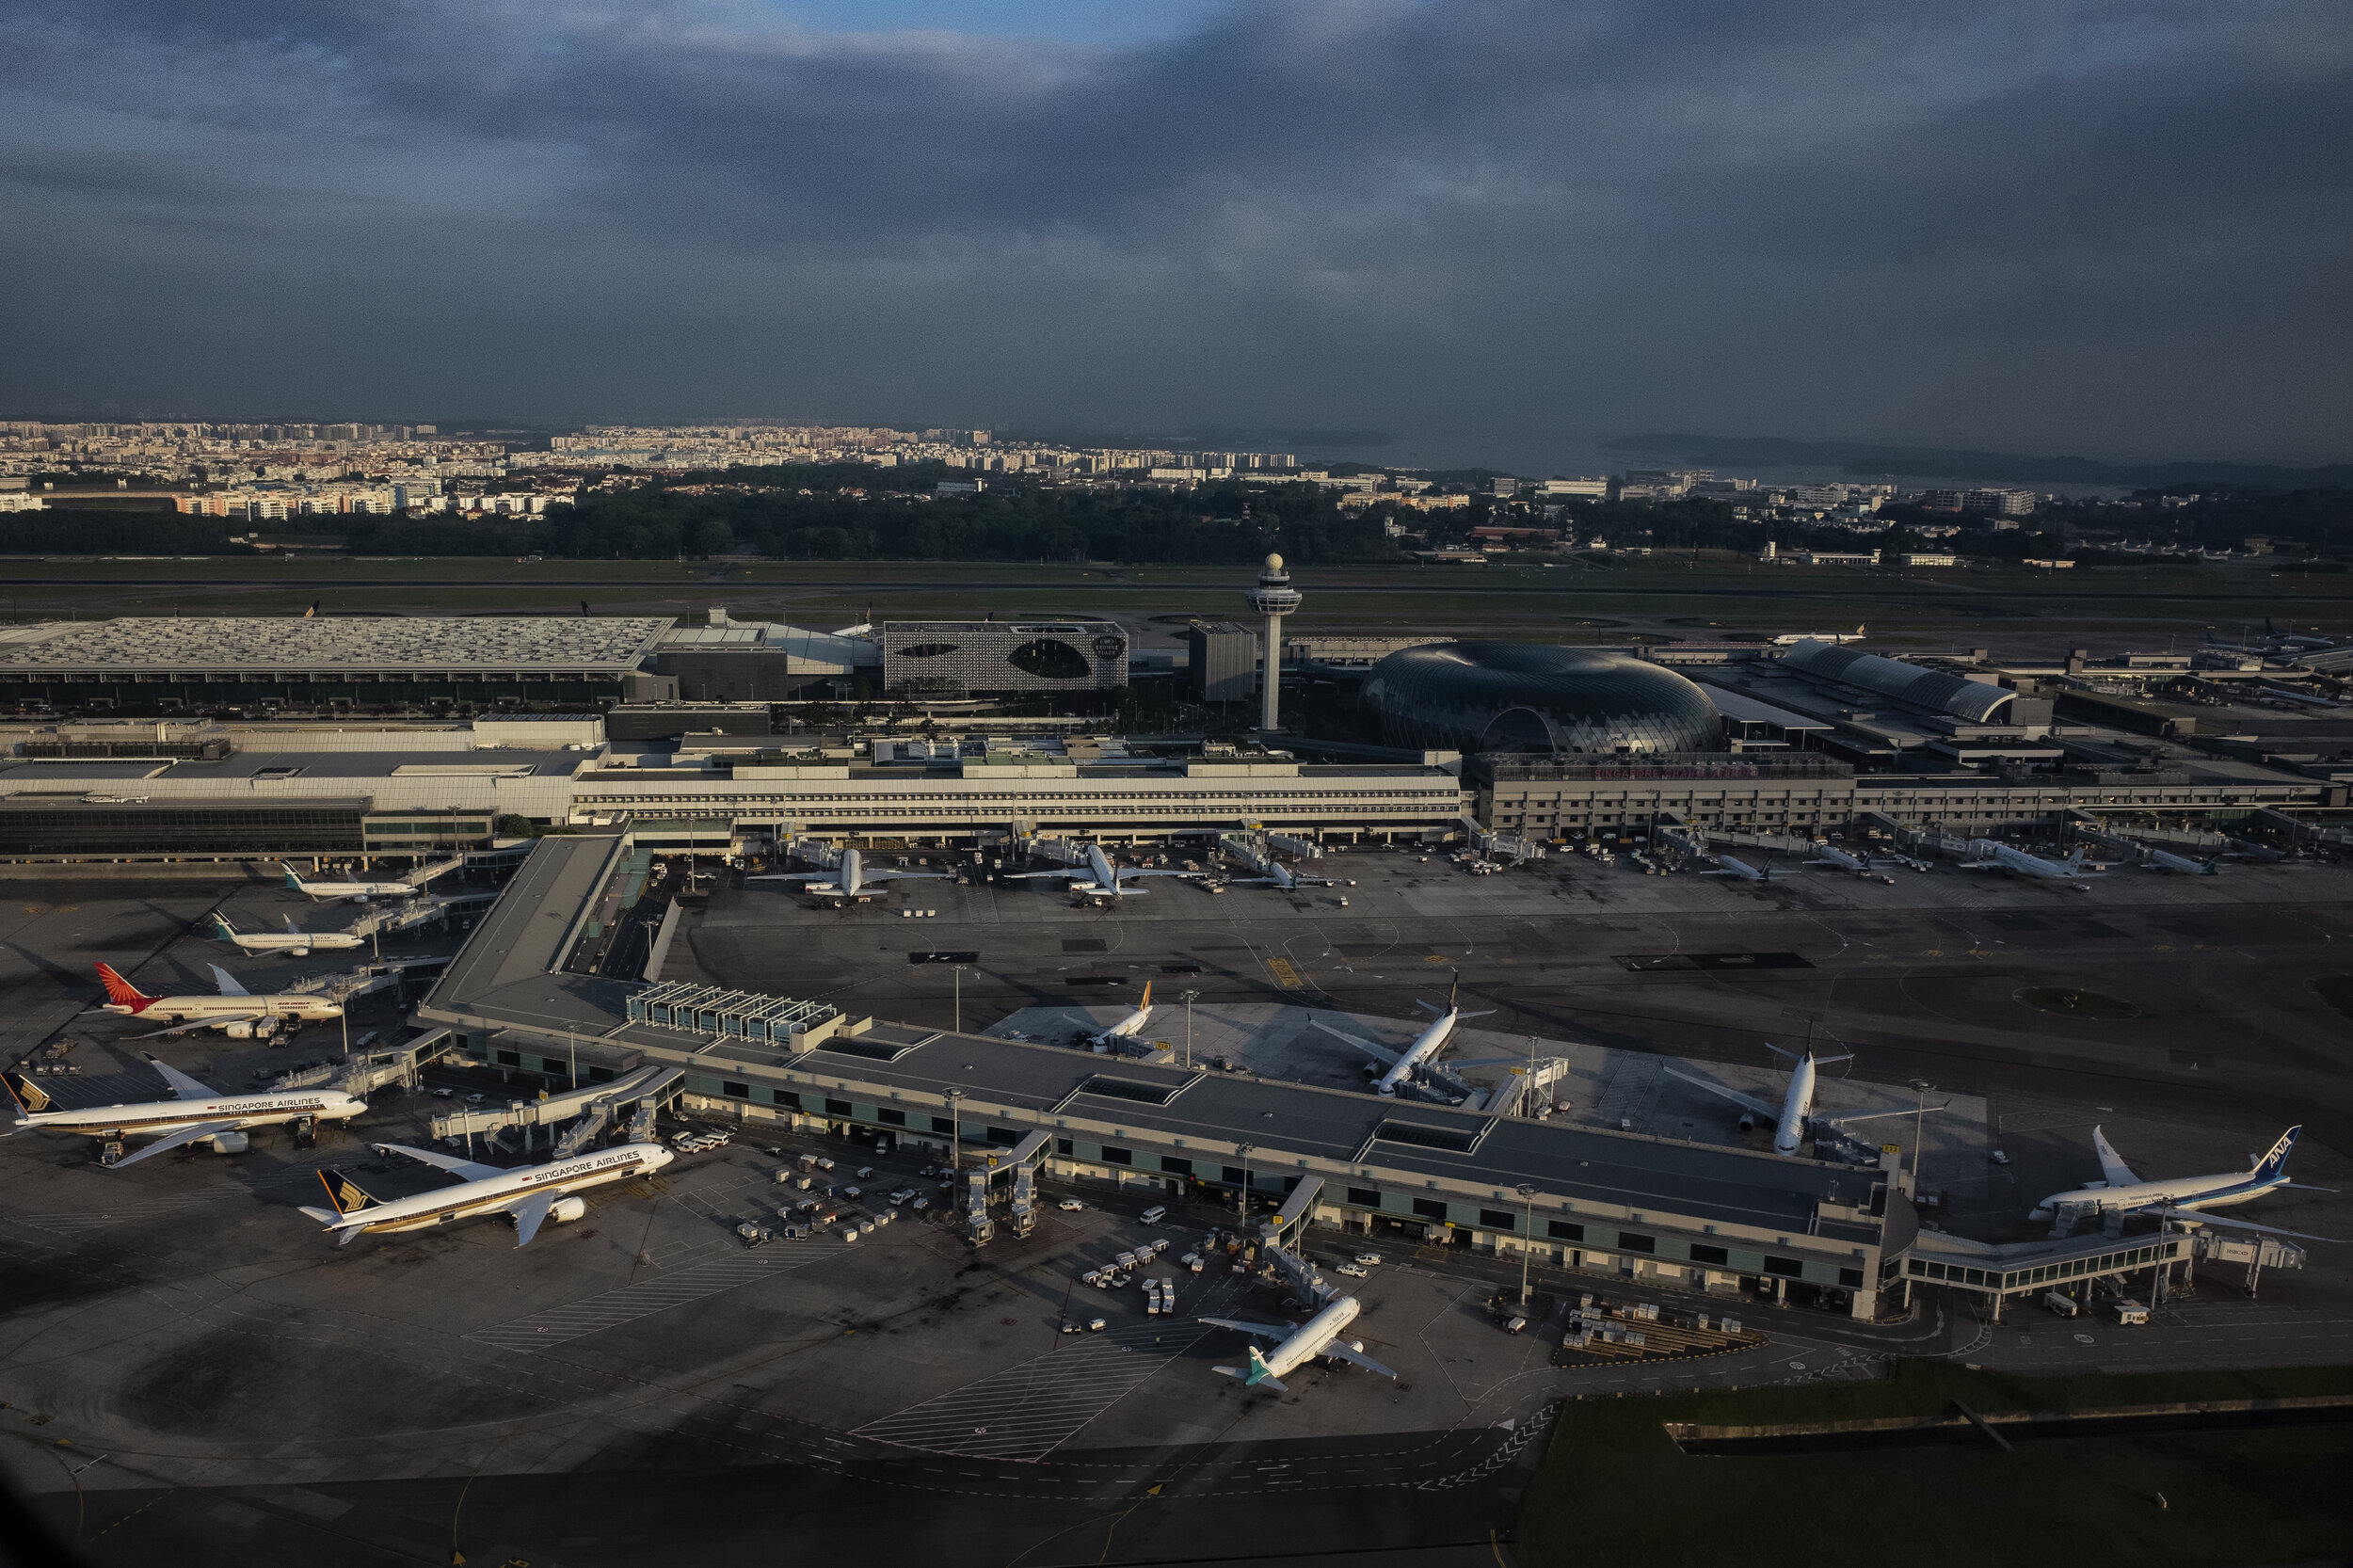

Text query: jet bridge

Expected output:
[1257,1174,1324,1254]
[961,1128,1053,1246]
[429,1064,683,1145]
[270,1027,460,1096]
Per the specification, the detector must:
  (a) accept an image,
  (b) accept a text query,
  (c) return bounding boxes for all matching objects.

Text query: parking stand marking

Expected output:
[465,1246,834,1351]
[854,1318,1220,1462]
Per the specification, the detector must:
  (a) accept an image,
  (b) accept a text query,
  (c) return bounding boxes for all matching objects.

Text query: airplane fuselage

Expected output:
[19,1090,364,1141]
[1376,1013,1459,1096]
[1966,840,2088,881]
[1257,1295,1363,1383]
[2030,1169,2285,1222]
[326,1144,675,1238]
[103,995,344,1023]
[222,933,362,954]
[2145,849,2217,875]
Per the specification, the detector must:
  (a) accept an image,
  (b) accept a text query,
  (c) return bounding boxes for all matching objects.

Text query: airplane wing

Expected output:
[208,964,252,998]
[373,1143,506,1182]
[110,1120,245,1168]
[1322,1342,1399,1379]
[2147,1207,2345,1243]
[120,1014,266,1039]
[1957,860,2001,871]
[1817,1104,1948,1129]
[2090,1127,2141,1188]
[1199,1316,1293,1340]
[1117,869,1199,879]
[745,872,832,883]
[505,1191,556,1248]
[142,1053,220,1100]
[1307,1018,1402,1068]
[1662,1066,1781,1123]
[1002,870,1082,881]
[864,870,954,882]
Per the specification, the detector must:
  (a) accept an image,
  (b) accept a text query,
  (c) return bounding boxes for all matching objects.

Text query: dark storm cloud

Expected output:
[1,0,2345,459]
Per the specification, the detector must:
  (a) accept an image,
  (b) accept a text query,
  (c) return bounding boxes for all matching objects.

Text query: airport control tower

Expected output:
[1244,552,1303,731]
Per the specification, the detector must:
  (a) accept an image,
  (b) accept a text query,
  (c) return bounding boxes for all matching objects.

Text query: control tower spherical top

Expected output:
[1265,552,1284,573]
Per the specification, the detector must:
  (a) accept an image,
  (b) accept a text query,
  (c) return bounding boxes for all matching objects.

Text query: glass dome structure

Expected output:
[1362,643,1722,754]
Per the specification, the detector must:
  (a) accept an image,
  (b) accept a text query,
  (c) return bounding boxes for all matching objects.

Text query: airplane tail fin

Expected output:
[209,912,239,941]
[1139,981,1152,1009]
[3,1070,53,1117]
[93,962,156,1011]
[280,864,305,890]
[1241,1346,1287,1391]
[2253,1127,2300,1179]
[2065,846,2087,872]
[283,913,302,934]
[317,1167,386,1217]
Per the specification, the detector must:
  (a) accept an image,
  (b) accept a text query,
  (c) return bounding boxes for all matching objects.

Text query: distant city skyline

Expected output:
[4,3,2346,464]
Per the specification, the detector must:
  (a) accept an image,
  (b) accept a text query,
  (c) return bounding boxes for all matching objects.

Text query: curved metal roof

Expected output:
[1364,643,1721,754]
[1779,640,2016,723]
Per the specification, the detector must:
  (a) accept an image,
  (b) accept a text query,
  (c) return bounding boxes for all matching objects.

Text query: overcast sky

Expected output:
[3,0,2346,464]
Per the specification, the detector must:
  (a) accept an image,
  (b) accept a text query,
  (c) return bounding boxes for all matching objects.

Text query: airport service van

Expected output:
[1140,1205,1168,1224]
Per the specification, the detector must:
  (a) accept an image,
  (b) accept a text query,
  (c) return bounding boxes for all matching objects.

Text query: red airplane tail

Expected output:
[93,963,157,1012]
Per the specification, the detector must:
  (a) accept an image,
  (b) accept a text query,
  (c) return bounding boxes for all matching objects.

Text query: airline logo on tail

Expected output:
[94,963,158,1012]
[318,1168,384,1216]
[3,1070,53,1117]
[1138,981,1152,1009]
[2254,1127,2300,1180]
[1245,1346,1275,1385]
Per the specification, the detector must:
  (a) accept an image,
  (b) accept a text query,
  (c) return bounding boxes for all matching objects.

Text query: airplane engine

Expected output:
[227,1021,255,1039]
[551,1196,588,1224]
[1737,1112,1756,1132]
[204,1130,251,1155]
[290,947,310,957]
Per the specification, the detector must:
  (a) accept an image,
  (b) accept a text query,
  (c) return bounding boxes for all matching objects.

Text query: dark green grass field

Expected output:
[1513,1363,2353,1567]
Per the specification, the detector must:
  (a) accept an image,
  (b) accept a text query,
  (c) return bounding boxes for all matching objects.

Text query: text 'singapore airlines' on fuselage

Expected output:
[300,1141,676,1247]
[5,1056,365,1167]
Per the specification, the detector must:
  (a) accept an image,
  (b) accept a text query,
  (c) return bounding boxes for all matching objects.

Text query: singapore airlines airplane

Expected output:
[1204,1294,1396,1392]
[5,1056,365,1167]
[1308,978,1501,1097]
[2029,1126,2335,1235]
[300,1140,676,1247]
[1008,842,1194,901]
[210,912,362,956]
[749,846,951,903]
[1666,1044,1938,1157]
[92,962,344,1037]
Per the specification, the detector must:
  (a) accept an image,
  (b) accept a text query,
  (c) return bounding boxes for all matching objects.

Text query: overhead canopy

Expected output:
[1780,640,2017,724]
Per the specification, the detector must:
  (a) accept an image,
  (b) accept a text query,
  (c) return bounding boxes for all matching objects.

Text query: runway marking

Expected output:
[1267,958,1303,989]
[462,1242,837,1351]
[4,1193,223,1235]
[852,1319,1218,1462]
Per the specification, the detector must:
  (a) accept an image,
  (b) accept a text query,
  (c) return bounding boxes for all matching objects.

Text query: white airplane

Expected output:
[1960,840,2092,888]
[280,862,428,901]
[1805,842,1897,875]
[1770,624,1865,646]
[1204,1293,1396,1392]
[1007,842,1193,901]
[1701,854,1800,883]
[1066,981,1156,1047]
[210,911,362,956]
[91,962,344,1038]
[1665,1044,1936,1157]
[299,1139,676,1248]
[5,1055,365,1168]
[1308,978,1500,1097]
[2142,846,2222,876]
[748,846,952,903]
[2029,1127,2338,1235]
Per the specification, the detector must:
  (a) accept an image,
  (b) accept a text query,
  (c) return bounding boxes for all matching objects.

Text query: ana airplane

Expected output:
[1960,840,2092,888]
[1701,854,1800,883]
[2142,846,2223,876]
[6,1055,365,1167]
[2028,1127,2335,1234]
[1006,842,1193,901]
[1769,625,1866,646]
[279,862,428,901]
[748,846,952,902]
[91,962,344,1037]
[299,1140,676,1247]
[210,912,362,956]
[1665,1044,1937,1157]
[1805,841,1898,875]
[1204,1294,1396,1392]
[1066,981,1156,1048]
[1308,978,1501,1097]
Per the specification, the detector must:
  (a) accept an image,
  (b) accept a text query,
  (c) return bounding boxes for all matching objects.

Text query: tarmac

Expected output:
[3,845,2352,1566]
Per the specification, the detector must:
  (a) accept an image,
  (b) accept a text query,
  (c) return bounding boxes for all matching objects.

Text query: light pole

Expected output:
[1908,1079,1934,1195]
[1182,989,1198,1070]
[945,1088,965,1178]
[1517,1183,1539,1304]
[1235,1143,1255,1228]
[952,965,965,1034]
